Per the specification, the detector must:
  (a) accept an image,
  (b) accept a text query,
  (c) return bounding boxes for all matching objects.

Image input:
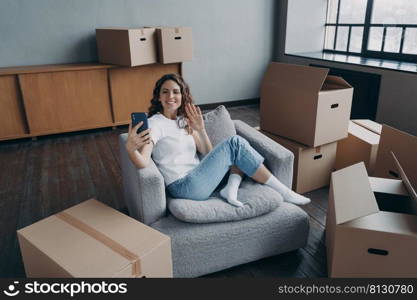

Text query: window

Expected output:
[324,0,417,62]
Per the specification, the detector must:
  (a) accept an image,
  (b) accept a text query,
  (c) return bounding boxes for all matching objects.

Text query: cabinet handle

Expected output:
[331,103,339,109]
[174,36,182,40]
[314,154,323,160]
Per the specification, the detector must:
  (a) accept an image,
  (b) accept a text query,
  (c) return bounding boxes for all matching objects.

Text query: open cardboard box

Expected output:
[261,130,337,194]
[17,199,172,278]
[260,62,353,147]
[326,153,417,277]
[335,119,382,174]
[96,27,158,67]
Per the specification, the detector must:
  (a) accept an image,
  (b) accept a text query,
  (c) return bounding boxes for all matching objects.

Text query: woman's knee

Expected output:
[226,135,247,148]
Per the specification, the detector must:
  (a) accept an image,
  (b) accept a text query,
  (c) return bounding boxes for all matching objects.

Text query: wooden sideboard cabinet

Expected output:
[0,62,181,141]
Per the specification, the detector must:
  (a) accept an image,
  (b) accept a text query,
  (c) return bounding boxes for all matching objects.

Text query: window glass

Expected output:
[327,0,338,23]
[336,26,349,51]
[349,26,364,52]
[339,0,367,23]
[403,28,417,54]
[325,26,336,49]
[372,0,417,24]
[383,27,402,53]
[368,27,383,51]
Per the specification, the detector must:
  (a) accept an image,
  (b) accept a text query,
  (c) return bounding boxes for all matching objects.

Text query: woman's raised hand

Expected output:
[125,121,151,153]
[185,103,205,132]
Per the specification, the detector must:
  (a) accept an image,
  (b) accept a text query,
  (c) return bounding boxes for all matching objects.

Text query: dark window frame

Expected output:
[324,0,417,63]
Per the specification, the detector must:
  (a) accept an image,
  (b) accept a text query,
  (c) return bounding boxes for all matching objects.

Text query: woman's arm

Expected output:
[192,129,212,156]
[185,103,213,155]
[125,122,154,169]
[127,142,153,169]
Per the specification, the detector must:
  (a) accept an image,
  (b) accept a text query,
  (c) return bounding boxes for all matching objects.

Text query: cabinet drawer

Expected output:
[0,75,28,139]
[19,69,113,134]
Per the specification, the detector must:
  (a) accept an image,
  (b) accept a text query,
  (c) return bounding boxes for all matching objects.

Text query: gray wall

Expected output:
[0,0,275,105]
[275,0,417,136]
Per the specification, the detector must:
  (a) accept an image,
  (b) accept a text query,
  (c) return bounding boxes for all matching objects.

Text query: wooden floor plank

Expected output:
[0,142,29,277]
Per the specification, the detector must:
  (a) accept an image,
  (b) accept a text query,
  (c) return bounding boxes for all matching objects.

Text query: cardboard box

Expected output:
[260,62,353,147]
[261,130,337,194]
[156,27,192,64]
[17,199,172,278]
[374,124,417,188]
[96,27,157,66]
[326,156,417,277]
[335,119,382,173]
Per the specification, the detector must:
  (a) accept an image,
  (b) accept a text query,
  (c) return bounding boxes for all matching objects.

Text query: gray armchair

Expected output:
[119,119,309,277]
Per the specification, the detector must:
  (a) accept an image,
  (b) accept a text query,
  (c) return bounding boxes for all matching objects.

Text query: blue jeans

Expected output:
[167,135,264,200]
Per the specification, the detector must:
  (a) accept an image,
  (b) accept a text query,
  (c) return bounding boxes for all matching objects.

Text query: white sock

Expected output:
[220,173,244,207]
[264,175,310,205]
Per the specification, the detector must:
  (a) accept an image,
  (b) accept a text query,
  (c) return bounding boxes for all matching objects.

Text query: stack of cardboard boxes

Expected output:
[95,26,193,66]
[259,62,353,194]
[259,62,417,277]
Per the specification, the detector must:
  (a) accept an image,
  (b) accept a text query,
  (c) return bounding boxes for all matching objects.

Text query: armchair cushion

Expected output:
[167,178,283,223]
[203,105,236,147]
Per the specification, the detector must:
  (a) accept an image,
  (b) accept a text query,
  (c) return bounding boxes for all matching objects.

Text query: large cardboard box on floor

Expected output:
[17,199,172,278]
[326,157,417,277]
[260,62,353,147]
[156,27,193,64]
[374,124,417,187]
[96,27,158,66]
[262,130,337,194]
[335,119,382,173]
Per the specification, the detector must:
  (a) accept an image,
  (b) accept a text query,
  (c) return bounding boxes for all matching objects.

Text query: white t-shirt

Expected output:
[148,113,200,185]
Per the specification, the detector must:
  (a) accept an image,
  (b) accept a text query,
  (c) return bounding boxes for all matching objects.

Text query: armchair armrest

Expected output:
[233,120,294,188]
[119,133,167,225]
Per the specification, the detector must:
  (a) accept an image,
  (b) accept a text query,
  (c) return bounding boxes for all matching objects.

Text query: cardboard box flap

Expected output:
[322,75,352,89]
[352,119,382,135]
[261,62,329,95]
[344,210,417,237]
[348,121,380,145]
[332,162,380,224]
[392,152,417,204]
[375,124,417,188]
[369,177,409,196]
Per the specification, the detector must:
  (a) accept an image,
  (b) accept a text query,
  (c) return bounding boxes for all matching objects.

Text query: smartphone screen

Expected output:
[131,112,149,134]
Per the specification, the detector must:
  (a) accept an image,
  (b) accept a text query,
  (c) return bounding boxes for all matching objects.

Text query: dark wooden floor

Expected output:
[0,104,328,278]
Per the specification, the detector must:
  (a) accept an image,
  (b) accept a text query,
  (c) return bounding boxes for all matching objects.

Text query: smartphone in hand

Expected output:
[131,112,149,134]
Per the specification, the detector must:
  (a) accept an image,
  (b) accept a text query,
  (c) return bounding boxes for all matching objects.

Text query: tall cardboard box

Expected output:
[262,130,337,194]
[326,159,417,277]
[374,124,417,187]
[17,199,172,278]
[156,27,193,64]
[260,62,353,147]
[96,28,158,66]
[335,119,382,173]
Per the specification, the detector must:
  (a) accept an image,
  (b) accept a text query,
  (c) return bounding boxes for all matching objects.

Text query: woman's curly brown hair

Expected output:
[148,73,194,133]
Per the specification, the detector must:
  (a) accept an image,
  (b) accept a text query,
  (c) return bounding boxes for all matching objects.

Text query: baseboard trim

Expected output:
[199,98,259,110]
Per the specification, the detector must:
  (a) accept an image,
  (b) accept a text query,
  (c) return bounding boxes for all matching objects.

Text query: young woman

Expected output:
[125,74,310,207]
